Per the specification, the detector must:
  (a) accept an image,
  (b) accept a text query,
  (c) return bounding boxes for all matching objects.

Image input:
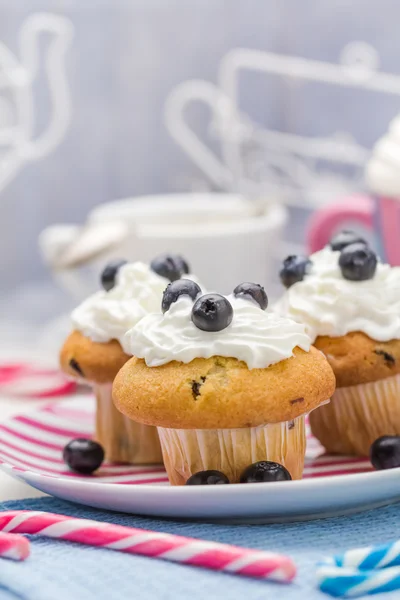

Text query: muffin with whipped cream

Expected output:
[275,231,400,456]
[60,254,195,464]
[113,281,335,484]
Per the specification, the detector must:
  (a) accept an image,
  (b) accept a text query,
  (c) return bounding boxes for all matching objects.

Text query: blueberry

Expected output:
[101,259,127,291]
[279,255,312,288]
[191,294,233,332]
[233,282,268,310]
[162,279,201,313]
[150,254,190,282]
[330,230,367,252]
[339,243,377,281]
[69,358,84,378]
[186,470,230,485]
[240,461,292,483]
[63,438,104,475]
[370,436,400,470]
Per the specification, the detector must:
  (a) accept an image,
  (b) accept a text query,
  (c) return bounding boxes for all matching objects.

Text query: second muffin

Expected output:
[60,255,197,464]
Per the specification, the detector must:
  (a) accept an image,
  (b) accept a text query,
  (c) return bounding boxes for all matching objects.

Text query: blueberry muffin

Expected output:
[113,282,335,484]
[275,232,400,456]
[60,255,196,463]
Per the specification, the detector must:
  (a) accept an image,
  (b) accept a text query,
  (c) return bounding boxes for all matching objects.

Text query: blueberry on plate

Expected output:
[233,282,268,310]
[63,438,105,475]
[186,470,230,485]
[370,436,400,470]
[150,254,189,282]
[101,259,127,291]
[240,461,292,483]
[330,230,367,252]
[162,279,202,313]
[191,294,233,332]
[279,255,312,288]
[339,243,377,281]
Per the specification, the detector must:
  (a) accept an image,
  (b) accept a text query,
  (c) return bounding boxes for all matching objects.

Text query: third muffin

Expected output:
[275,231,400,456]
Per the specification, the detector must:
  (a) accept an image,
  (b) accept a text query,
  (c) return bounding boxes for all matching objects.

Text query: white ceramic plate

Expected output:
[1,396,400,523]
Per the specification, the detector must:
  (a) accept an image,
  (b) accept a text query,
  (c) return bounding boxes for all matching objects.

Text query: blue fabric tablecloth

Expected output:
[1,496,400,600]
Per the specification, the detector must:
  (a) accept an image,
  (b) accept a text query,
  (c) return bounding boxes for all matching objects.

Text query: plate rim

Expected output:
[1,453,399,497]
[0,395,399,498]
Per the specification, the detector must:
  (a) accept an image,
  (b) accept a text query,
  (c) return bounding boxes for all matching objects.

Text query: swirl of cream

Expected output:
[275,247,400,342]
[72,262,170,351]
[123,295,311,369]
[366,114,400,197]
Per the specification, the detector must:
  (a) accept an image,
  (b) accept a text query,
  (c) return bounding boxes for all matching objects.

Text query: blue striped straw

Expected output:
[325,541,400,571]
[317,565,400,598]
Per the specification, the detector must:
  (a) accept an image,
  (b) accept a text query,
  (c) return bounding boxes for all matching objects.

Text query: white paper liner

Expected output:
[94,383,162,464]
[157,417,306,485]
[309,373,400,456]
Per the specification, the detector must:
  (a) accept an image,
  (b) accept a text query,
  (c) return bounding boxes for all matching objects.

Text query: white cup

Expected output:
[39,193,287,299]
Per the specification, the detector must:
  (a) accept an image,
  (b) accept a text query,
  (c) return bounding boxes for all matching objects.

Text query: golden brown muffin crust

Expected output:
[60,330,130,384]
[314,332,400,388]
[113,346,335,429]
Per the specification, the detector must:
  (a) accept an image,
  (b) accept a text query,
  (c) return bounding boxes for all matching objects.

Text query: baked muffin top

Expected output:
[60,330,130,384]
[113,348,335,429]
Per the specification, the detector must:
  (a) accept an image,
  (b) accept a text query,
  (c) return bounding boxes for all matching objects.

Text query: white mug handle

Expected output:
[164,80,236,190]
[39,221,130,300]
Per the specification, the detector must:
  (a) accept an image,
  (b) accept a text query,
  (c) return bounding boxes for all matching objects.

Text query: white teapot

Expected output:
[0,13,73,193]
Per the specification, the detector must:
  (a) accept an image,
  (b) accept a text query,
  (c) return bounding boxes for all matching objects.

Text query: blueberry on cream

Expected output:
[329,230,367,252]
[233,282,268,310]
[191,294,233,332]
[150,253,189,282]
[101,259,128,291]
[279,255,312,288]
[339,243,377,282]
[162,279,201,313]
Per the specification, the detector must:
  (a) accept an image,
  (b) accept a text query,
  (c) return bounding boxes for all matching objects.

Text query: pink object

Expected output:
[0,363,76,398]
[307,194,374,254]
[0,531,30,561]
[376,197,400,266]
[0,510,296,583]
[0,398,373,483]
[307,193,400,266]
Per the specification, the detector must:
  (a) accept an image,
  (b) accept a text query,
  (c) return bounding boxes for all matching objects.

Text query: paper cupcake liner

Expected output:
[94,383,162,464]
[309,373,400,456]
[157,417,306,485]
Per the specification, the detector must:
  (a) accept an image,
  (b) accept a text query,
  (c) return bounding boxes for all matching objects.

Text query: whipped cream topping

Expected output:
[366,114,400,197]
[275,247,400,342]
[123,295,311,369]
[72,262,170,352]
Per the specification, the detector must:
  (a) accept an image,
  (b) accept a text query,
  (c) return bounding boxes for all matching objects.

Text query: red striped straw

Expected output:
[0,531,30,561]
[0,511,295,583]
